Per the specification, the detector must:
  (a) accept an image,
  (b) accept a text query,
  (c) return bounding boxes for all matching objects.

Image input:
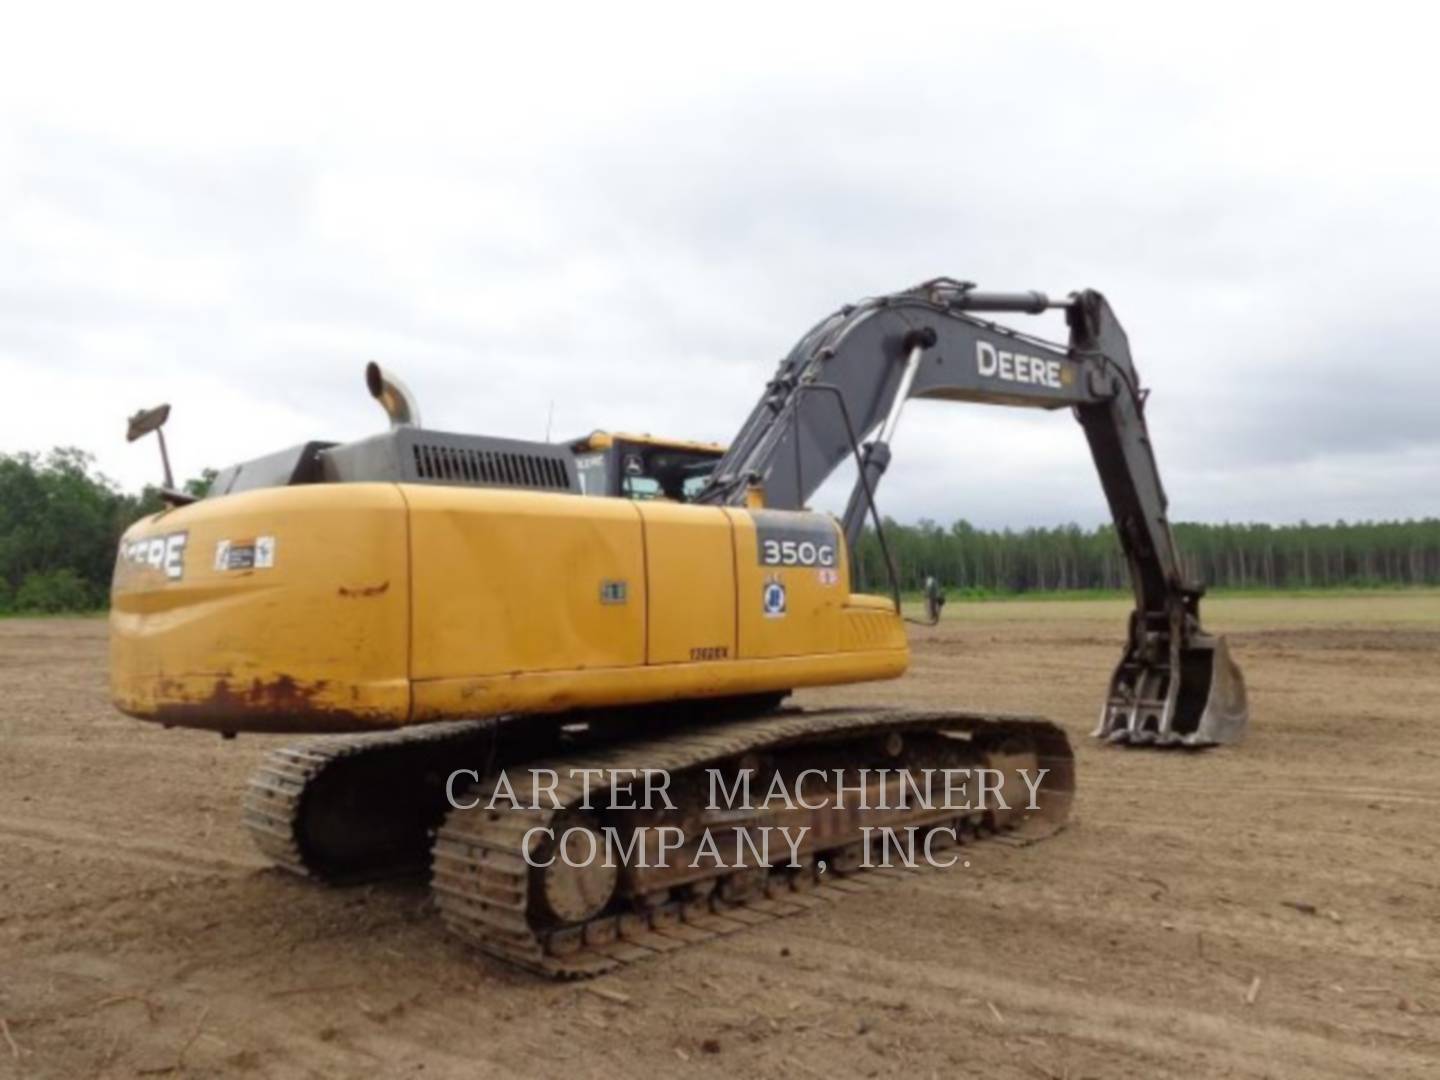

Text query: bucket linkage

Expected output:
[1094,588,1248,747]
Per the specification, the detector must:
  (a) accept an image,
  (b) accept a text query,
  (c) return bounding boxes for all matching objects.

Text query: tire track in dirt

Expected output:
[0,815,262,878]
[733,936,1437,1080]
[1086,779,1440,806]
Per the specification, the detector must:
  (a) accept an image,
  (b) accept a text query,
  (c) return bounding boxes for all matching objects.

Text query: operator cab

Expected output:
[569,432,725,501]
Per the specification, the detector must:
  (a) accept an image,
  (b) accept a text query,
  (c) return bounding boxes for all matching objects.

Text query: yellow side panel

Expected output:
[727,508,849,659]
[110,483,411,731]
[406,486,645,681]
[112,484,908,734]
[638,502,736,664]
[838,592,910,653]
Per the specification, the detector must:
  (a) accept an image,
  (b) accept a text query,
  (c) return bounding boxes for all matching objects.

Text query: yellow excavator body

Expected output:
[110,483,908,733]
[105,278,1251,977]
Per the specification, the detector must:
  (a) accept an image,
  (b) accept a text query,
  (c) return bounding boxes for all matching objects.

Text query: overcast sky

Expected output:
[4,3,1437,528]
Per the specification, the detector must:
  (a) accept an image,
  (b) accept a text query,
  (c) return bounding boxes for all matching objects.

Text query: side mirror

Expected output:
[126,404,171,444]
[125,403,192,505]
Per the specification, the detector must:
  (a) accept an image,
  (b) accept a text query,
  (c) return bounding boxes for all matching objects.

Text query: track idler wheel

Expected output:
[532,817,620,925]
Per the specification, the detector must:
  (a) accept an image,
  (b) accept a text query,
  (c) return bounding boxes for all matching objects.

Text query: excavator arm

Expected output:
[697,278,1247,747]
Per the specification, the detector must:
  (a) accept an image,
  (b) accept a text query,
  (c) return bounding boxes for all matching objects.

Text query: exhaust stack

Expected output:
[365,362,422,429]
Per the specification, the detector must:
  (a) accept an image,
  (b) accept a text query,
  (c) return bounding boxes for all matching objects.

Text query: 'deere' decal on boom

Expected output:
[975,341,1073,390]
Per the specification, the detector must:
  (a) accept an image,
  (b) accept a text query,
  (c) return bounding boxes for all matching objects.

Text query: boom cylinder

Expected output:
[946,290,1069,314]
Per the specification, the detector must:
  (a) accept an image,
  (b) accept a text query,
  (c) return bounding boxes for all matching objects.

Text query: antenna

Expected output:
[544,399,555,442]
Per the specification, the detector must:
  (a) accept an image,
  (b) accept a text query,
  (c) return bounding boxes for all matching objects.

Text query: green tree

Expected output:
[0,448,215,614]
[856,515,1440,595]
[15,568,95,612]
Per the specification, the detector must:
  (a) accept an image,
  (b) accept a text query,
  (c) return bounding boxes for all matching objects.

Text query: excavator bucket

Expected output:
[1094,632,1248,747]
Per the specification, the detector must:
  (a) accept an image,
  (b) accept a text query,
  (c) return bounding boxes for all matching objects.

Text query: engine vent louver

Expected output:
[411,443,571,491]
[315,427,580,493]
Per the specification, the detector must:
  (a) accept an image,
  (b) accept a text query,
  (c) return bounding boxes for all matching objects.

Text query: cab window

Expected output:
[619,444,718,501]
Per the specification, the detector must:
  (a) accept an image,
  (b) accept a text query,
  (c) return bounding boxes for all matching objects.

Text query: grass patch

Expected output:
[896,584,1440,604]
[0,610,107,619]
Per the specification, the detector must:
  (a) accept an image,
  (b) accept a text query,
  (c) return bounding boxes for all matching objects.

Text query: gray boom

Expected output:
[696,278,1247,748]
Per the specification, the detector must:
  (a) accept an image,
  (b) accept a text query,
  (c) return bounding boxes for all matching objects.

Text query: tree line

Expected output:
[854,516,1440,595]
[0,449,211,613]
[1,446,1437,612]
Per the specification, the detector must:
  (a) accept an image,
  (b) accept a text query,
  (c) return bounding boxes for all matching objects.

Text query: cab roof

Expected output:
[572,430,727,456]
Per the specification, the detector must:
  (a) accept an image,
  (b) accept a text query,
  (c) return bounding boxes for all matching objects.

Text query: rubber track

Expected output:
[431,708,1072,978]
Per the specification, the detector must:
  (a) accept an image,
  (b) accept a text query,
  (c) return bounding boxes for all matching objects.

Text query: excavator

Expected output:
[111,278,1247,976]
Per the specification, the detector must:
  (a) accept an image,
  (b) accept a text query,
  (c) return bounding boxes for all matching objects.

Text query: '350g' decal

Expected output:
[761,538,836,567]
[753,511,840,568]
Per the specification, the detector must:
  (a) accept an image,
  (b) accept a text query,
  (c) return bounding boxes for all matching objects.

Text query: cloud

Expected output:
[3,2,1438,526]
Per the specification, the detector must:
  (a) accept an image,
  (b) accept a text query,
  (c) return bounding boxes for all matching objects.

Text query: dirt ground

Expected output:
[2,594,1437,1079]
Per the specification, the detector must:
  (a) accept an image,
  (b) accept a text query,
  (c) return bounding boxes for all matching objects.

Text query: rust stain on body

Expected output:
[148,674,388,733]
